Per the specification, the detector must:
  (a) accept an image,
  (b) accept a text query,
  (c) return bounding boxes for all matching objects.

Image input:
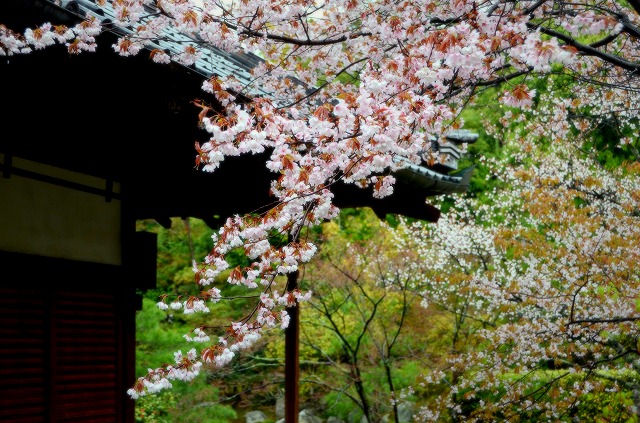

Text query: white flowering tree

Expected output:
[2,0,639,408]
[402,109,640,420]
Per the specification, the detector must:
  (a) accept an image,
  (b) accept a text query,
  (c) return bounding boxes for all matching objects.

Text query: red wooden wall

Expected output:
[0,253,136,423]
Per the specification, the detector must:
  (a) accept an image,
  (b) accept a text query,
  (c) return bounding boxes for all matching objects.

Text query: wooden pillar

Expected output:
[284,269,300,423]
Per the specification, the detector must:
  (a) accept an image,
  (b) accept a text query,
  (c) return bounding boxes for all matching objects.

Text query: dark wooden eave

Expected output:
[0,0,475,225]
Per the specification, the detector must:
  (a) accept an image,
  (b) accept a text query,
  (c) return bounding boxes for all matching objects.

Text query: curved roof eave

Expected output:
[393,161,475,195]
[42,0,477,198]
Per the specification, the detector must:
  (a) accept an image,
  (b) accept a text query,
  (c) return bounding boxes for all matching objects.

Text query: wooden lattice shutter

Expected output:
[0,287,48,422]
[52,290,119,422]
[0,285,124,423]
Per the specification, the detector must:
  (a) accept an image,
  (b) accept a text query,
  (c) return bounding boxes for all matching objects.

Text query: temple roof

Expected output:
[0,0,478,223]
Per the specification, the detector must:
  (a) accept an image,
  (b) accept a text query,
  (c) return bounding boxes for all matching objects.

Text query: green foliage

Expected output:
[582,120,638,170]
[332,207,382,242]
[135,390,178,422]
[576,390,637,423]
[134,381,237,423]
[168,383,238,423]
[135,298,192,377]
[322,390,363,422]
[393,360,423,393]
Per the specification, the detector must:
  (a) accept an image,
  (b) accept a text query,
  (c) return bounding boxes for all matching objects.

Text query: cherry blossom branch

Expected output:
[530,23,640,73]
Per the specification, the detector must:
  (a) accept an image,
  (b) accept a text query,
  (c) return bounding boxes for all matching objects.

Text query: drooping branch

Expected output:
[530,23,640,73]
[568,316,640,325]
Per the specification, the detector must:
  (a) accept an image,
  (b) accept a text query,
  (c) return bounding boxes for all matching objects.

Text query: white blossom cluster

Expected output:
[412,122,640,420]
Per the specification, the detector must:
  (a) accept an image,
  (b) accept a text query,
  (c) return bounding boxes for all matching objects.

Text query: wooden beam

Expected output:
[284,269,300,423]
